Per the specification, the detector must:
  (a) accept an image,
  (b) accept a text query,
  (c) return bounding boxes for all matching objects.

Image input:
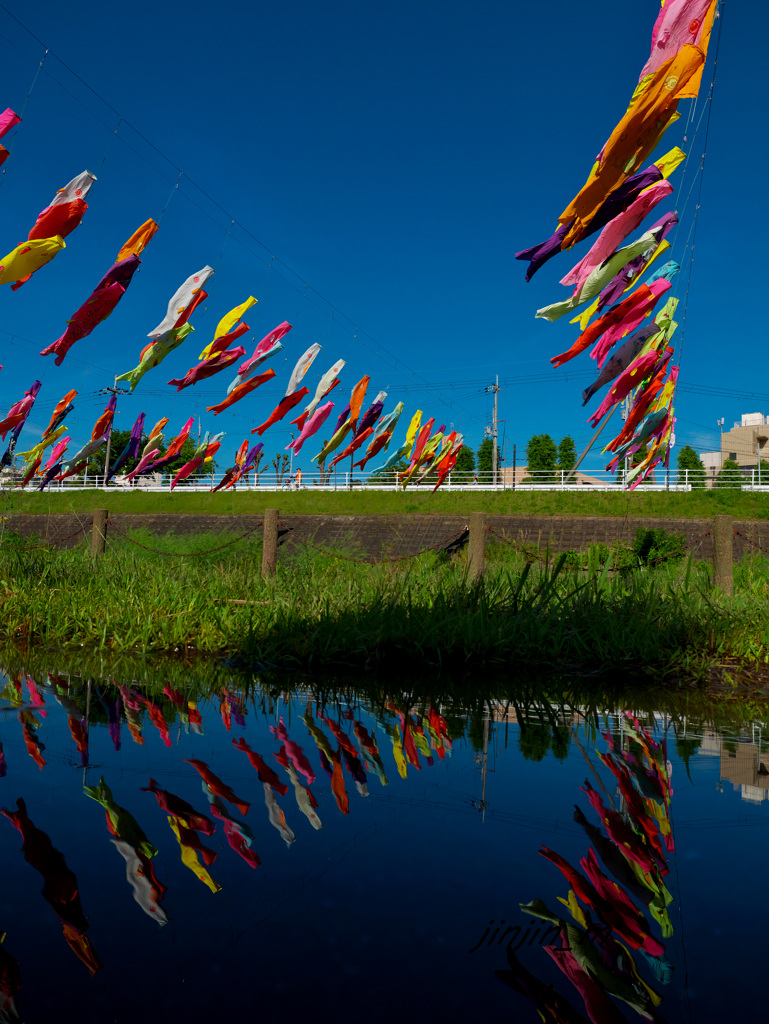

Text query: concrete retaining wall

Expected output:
[4,512,768,561]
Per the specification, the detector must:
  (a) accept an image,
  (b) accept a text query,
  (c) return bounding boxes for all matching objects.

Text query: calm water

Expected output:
[0,662,765,1022]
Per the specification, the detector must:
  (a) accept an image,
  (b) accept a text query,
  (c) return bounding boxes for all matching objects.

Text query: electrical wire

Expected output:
[0,3,482,429]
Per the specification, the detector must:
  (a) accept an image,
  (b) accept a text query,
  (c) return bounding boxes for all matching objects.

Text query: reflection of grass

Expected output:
[4,530,769,687]
[5,646,769,765]
[5,485,769,519]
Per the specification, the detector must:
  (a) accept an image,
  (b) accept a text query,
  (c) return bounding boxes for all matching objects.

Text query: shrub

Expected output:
[632,527,687,565]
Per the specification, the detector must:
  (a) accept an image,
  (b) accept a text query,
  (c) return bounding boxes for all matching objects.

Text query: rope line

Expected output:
[0,516,93,551]
[486,526,712,572]
[105,517,263,557]
[733,529,765,554]
[278,522,470,565]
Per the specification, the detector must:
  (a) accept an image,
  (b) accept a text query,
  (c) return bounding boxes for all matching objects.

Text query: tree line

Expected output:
[448,434,578,483]
[676,445,765,488]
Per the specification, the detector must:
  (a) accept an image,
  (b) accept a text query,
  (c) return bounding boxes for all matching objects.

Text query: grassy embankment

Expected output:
[3,486,769,519]
[3,526,769,686]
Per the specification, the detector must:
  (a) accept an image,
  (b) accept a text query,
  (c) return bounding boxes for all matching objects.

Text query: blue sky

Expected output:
[0,0,760,475]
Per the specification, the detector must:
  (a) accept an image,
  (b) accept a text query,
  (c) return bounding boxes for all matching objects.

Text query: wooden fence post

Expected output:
[468,512,486,581]
[262,508,278,577]
[713,514,733,596]
[91,508,108,559]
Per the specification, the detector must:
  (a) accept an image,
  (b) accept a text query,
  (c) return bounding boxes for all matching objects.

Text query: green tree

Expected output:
[675,732,701,783]
[468,709,487,751]
[715,458,742,489]
[518,721,552,762]
[525,433,557,482]
[557,436,576,473]
[550,726,571,762]
[89,429,132,477]
[173,437,200,466]
[104,433,218,480]
[452,444,476,482]
[632,443,649,468]
[677,444,706,488]
[476,438,493,480]
[370,453,408,478]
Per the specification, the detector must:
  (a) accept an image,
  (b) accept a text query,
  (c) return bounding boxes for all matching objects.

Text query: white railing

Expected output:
[1,467,764,492]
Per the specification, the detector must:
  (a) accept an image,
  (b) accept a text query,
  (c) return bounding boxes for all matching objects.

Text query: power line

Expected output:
[0,4,482,429]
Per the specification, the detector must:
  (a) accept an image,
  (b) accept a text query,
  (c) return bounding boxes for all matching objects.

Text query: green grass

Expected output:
[3,527,769,684]
[3,484,769,519]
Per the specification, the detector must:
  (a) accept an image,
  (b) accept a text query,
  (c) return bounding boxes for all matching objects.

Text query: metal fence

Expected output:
[2,467,768,492]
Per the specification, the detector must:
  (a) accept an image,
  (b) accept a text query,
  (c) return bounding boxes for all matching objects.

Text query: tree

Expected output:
[250,449,268,485]
[631,443,649,468]
[273,454,289,486]
[468,709,487,752]
[525,433,557,482]
[557,436,576,473]
[716,458,743,489]
[476,437,503,481]
[156,436,218,476]
[677,444,706,488]
[452,444,476,482]
[675,730,701,783]
[370,452,408,480]
[550,725,571,762]
[90,428,133,477]
[476,438,492,479]
[518,721,552,762]
[317,453,332,486]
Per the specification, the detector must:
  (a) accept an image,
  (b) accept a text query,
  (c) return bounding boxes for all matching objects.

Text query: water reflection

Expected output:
[83,776,169,925]
[2,797,102,975]
[511,713,673,1022]
[0,655,766,1021]
[0,938,21,1024]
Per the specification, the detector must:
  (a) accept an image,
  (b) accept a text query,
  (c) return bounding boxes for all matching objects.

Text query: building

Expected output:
[697,726,769,804]
[699,451,722,488]
[499,466,608,487]
[720,413,769,470]
[721,737,769,804]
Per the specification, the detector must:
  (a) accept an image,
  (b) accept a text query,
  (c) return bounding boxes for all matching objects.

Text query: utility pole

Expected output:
[758,438,762,488]
[98,375,130,488]
[622,396,630,488]
[485,377,501,486]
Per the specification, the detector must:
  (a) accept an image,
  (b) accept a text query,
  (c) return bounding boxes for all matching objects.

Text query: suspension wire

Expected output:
[96,114,123,175]
[17,45,47,119]
[157,170,182,224]
[675,2,725,375]
[0,3,477,428]
[0,44,47,182]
